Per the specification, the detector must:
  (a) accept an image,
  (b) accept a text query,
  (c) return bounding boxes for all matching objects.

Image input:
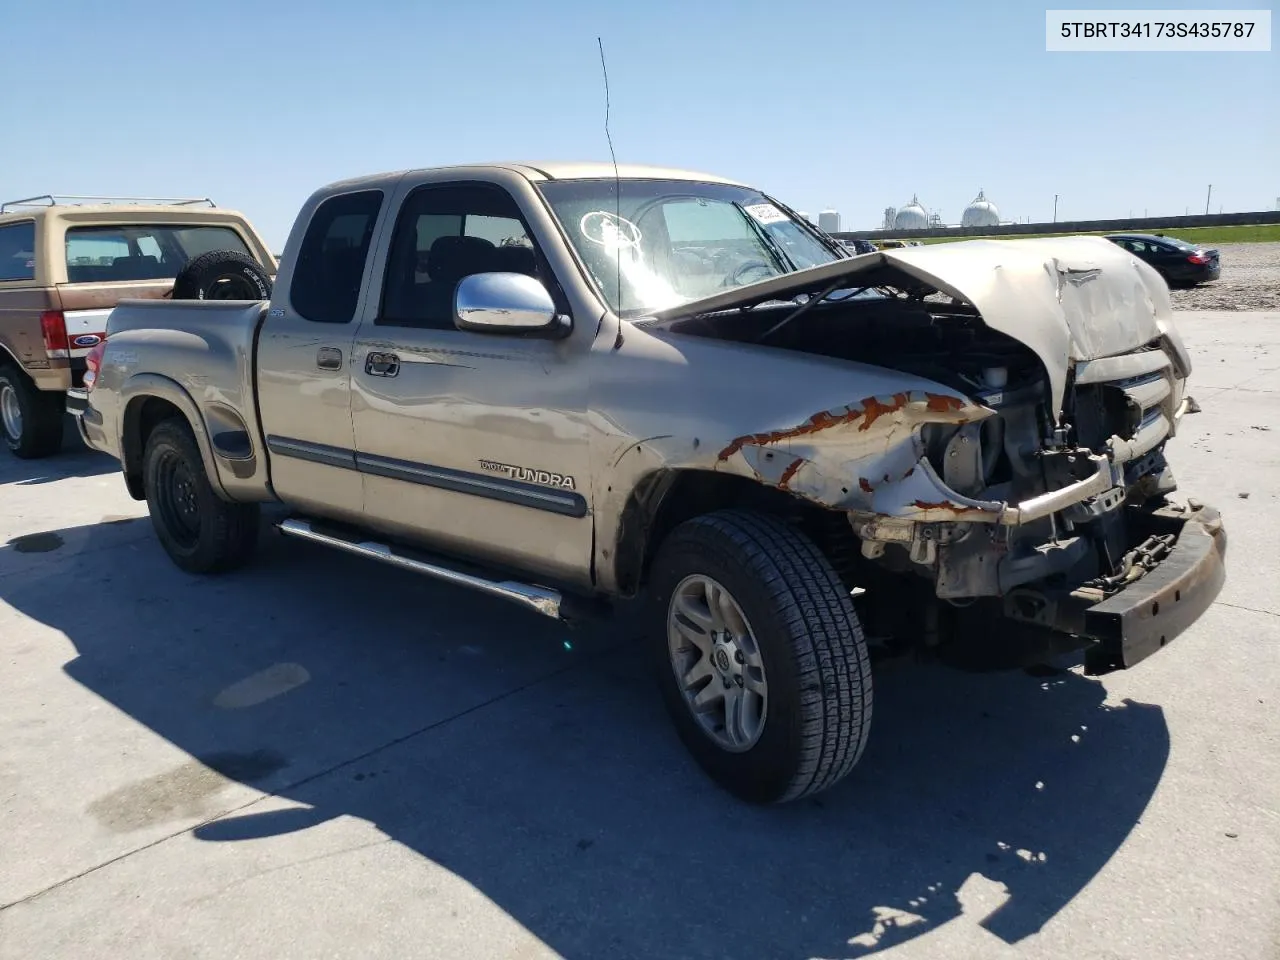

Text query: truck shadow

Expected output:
[0,415,119,485]
[1,516,1170,958]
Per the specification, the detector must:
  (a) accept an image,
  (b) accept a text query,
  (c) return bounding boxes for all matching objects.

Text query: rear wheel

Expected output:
[143,419,259,573]
[649,510,873,804]
[0,366,64,459]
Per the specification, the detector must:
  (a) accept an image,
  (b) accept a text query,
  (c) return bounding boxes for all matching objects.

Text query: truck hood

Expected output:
[645,235,1186,414]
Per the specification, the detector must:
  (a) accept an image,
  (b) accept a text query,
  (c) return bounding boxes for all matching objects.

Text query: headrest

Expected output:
[426,235,495,283]
[491,244,538,277]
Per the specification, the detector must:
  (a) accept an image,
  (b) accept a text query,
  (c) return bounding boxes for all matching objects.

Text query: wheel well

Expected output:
[122,396,186,499]
[613,469,864,596]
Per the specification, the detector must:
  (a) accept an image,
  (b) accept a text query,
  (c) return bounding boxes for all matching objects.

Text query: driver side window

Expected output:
[378,182,548,330]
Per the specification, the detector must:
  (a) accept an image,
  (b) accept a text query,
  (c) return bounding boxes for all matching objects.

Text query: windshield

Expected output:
[536,178,842,317]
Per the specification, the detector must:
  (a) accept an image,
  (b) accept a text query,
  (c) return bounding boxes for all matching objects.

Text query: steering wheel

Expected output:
[725,259,775,287]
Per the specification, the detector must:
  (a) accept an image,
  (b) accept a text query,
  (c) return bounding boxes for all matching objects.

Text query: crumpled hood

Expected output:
[648,235,1188,414]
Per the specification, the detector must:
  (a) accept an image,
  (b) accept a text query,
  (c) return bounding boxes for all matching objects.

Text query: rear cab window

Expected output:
[64,224,252,283]
[289,190,384,324]
[0,221,37,281]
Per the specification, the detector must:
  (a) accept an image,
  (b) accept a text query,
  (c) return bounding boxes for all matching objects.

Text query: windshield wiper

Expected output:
[733,202,797,274]
[758,282,871,341]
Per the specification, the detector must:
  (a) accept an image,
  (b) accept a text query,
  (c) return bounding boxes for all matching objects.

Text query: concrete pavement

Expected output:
[1,311,1277,960]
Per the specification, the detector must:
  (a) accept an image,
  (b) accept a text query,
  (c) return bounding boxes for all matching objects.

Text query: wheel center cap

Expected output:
[713,646,732,672]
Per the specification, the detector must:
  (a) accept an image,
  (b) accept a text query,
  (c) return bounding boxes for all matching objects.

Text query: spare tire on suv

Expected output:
[172,250,273,301]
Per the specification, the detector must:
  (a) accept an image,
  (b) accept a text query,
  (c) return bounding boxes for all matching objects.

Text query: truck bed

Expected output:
[92,298,273,501]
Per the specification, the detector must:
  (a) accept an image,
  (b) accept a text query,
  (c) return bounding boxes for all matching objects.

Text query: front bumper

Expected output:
[1014,501,1227,673]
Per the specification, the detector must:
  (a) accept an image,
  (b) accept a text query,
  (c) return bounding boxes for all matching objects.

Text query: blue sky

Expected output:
[1,0,1274,247]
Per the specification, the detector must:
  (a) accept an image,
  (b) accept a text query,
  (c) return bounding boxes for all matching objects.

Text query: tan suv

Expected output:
[0,195,275,458]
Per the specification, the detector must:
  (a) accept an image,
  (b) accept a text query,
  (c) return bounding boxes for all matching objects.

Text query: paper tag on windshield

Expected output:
[743,203,788,225]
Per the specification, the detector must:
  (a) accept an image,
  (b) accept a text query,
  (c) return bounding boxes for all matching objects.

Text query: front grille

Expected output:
[1071,368,1173,456]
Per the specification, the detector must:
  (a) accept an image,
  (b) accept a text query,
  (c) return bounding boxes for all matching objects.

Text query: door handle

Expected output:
[365,351,400,378]
[316,347,343,371]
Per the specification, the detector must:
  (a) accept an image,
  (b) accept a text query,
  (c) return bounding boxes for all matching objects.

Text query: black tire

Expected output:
[0,365,65,459]
[172,250,272,301]
[648,510,873,804]
[142,419,260,574]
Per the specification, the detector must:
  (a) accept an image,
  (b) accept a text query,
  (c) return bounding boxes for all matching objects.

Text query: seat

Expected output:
[416,235,497,324]
[110,255,166,281]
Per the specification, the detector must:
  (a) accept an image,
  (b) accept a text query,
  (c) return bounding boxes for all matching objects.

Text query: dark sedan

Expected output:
[1106,233,1221,287]
[839,238,879,255]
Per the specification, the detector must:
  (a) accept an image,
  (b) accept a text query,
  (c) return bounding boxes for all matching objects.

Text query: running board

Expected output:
[276,518,563,620]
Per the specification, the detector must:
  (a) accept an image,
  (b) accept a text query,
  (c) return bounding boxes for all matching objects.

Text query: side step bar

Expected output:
[277,518,563,620]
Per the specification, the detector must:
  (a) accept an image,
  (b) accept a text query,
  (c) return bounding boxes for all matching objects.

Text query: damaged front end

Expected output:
[645,236,1226,671]
[841,353,1223,673]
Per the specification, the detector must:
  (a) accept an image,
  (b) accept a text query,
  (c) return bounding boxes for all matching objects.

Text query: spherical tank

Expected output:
[961,189,1001,228]
[893,195,929,231]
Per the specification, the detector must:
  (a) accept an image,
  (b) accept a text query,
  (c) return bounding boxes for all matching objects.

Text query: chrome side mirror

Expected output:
[454,272,569,337]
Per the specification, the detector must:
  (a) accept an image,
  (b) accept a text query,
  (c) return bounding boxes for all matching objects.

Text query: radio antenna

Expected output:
[597,36,623,317]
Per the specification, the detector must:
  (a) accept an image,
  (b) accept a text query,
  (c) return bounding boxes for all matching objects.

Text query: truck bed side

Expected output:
[85,299,274,502]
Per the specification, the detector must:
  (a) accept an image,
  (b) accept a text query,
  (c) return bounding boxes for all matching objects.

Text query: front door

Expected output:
[349,180,593,587]
[256,188,387,523]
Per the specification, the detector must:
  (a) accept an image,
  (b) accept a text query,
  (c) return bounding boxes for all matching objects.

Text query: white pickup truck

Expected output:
[76,162,1226,804]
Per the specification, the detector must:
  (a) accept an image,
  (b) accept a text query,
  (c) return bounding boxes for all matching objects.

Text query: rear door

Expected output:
[255,189,389,523]
[1145,240,1190,281]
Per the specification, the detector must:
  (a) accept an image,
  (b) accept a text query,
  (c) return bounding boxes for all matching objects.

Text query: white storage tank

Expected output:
[961,189,1001,228]
[894,195,929,231]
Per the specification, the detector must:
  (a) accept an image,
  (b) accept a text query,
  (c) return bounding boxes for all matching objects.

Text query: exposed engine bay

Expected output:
[657,292,1045,399]
[649,284,1193,640]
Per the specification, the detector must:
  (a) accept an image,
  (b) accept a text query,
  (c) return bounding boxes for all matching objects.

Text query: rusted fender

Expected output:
[717,389,993,510]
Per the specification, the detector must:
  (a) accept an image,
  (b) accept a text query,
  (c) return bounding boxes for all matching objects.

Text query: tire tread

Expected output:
[0,366,64,459]
[144,419,259,573]
[656,509,872,803]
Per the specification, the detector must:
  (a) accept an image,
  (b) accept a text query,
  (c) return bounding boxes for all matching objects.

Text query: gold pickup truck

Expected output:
[0,195,274,457]
[77,163,1226,804]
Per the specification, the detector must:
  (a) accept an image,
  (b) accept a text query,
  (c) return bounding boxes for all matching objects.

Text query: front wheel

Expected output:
[649,510,873,804]
[143,419,260,573]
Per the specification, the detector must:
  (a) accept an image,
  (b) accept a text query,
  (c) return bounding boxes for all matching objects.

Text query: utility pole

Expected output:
[1205,184,1212,215]
[1053,194,1058,222]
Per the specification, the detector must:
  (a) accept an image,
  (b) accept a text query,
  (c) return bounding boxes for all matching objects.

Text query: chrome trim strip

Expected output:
[265,435,356,470]
[266,435,588,518]
[356,451,588,518]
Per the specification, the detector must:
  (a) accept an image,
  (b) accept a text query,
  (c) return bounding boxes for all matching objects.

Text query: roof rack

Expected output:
[1,194,217,213]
